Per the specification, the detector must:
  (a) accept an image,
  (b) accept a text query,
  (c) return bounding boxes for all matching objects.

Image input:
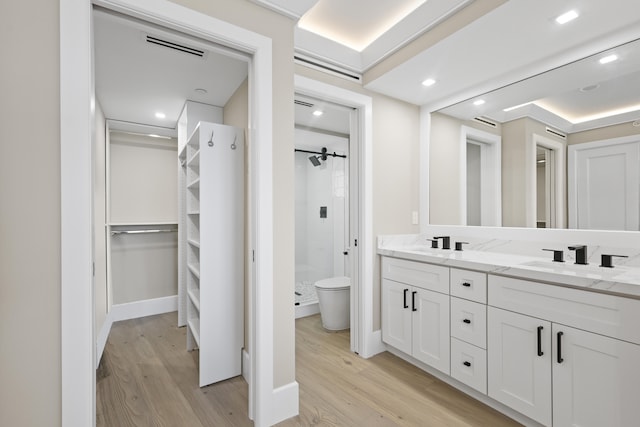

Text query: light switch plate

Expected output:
[412,211,419,225]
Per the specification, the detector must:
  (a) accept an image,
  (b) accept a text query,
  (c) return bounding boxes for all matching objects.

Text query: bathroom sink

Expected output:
[518,260,616,275]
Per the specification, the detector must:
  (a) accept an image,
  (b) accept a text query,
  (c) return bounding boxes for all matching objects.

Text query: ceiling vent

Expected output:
[294,99,314,108]
[145,35,206,58]
[294,54,362,83]
[546,127,567,139]
[473,116,497,128]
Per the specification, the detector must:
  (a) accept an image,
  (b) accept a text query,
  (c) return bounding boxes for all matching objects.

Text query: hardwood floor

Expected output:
[97,312,521,426]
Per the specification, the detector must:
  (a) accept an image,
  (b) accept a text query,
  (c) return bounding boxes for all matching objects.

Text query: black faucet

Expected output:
[455,241,469,251]
[600,254,628,268]
[434,236,451,250]
[542,248,564,262]
[427,238,439,249]
[568,245,588,265]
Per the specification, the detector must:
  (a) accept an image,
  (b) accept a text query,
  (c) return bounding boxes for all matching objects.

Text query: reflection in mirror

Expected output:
[432,38,640,231]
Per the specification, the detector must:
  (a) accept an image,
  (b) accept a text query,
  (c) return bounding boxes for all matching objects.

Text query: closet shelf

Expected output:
[187,211,200,215]
[188,263,200,279]
[188,289,201,311]
[187,178,200,189]
[187,150,200,166]
[188,318,201,347]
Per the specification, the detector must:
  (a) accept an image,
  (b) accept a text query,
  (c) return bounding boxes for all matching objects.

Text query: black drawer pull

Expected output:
[537,326,544,356]
[461,282,471,287]
[403,289,408,309]
[557,331,564,363]
[412,291,417,312]
[463,361,471,367]
[463,319,471,324]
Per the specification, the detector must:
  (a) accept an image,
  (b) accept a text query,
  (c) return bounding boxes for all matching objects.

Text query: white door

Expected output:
[552,324,640,427]
[412,288,450,374]
[381,279,412,354]
[488,307,552,426]
[570,139,640,230]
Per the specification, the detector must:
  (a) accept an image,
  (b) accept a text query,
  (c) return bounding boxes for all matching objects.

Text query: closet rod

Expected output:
[111,229,178,236]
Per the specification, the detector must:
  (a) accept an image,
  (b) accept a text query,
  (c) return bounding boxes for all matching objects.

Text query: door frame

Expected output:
[459,125,502,226]
[531,133,565,228]
[60,0,279,425]
[294,75,382,358]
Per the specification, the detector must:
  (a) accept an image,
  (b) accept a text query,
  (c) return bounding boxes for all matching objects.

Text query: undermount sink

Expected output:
[518,260,614,274]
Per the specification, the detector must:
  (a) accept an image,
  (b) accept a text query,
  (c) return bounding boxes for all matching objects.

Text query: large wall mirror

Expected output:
[429,37,640,231]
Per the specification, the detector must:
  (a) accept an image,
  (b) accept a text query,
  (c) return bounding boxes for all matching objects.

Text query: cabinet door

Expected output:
[412,288,450,374]
[488,307,552,426]
[381,279,412,355]
[552,324,640,427]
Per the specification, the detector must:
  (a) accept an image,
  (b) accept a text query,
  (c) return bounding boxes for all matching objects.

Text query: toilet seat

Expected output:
[315,276,350,290]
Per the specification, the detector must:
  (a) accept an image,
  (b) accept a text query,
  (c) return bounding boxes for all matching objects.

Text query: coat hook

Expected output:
[231,134,237,150]
[208,130,214,147]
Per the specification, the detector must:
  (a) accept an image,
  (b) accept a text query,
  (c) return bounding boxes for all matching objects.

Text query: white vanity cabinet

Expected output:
[381,257,450,374]
[488,275,640,427]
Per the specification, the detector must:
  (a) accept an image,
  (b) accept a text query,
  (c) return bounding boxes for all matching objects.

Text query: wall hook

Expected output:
[208,130,214,147]
[231,134,237,150]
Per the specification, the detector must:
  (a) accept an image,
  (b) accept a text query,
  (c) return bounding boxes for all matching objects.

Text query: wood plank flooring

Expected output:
[97,312,521,426]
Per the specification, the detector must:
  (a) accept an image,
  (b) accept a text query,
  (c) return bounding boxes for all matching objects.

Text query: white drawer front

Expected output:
[488,275,640,345]
[382,257,449,294]
[450,297,487,349]
[450,338,487,394]
[450,268,487,303]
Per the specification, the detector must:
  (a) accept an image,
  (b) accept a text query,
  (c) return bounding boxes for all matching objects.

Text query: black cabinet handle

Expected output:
[412,291,417,312]
[557,332,564,363]
[403,289,408,309]
[463,361,471,367]
[537,326,544,356]
[463,319,471,324]
[461,282,471,287]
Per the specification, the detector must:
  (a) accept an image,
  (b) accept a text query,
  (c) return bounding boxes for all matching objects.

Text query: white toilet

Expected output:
[314,276,350,331]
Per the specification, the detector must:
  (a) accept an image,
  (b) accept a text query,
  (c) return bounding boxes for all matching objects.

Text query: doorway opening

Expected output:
[294,94,351,338]
[460,126,502,226]
[61,1,278,425]
[532,133,565,229]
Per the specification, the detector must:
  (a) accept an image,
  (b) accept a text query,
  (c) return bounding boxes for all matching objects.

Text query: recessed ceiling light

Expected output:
[194,88,208,94]
[155,112,166,119]
[473,99,485,106]
[580,84,600,92]
[422,78,436,87]
[599,54,618,64]
[555,10,579,25]
[313,110,324,116]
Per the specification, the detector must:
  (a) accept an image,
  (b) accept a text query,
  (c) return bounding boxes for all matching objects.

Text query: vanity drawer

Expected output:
[488,275,640,345]
[450,337,487,394]
[381,257,449,294]
[450,297,487,349]
[450,268,487,303]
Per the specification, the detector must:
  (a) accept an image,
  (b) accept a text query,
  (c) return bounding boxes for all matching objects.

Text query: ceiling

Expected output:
[94,8,248,136]
[94,1,640,137]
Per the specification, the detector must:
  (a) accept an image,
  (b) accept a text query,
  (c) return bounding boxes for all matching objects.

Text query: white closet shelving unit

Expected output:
[180,121,244,387]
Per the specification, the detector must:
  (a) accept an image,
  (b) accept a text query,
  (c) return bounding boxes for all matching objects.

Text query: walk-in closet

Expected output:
[92,5,250,415]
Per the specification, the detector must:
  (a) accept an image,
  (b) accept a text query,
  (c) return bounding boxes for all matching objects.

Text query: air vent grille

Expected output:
[546,127,566,139]
[294,100,314,108]
[294,55,362,82]
[146,35,205,58]
[473,116,497,128]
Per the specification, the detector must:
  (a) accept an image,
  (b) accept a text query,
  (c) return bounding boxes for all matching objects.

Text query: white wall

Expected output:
[109,132,178,304]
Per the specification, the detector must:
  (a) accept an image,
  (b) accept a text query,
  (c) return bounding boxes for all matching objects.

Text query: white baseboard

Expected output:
[362,329,386,358]
[242,349,251,383]
[269,381,299,426]
[96,311,114,366]
[111,295,178,322]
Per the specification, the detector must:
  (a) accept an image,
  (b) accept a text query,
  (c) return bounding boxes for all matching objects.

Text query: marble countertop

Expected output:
[378,243,640,300]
